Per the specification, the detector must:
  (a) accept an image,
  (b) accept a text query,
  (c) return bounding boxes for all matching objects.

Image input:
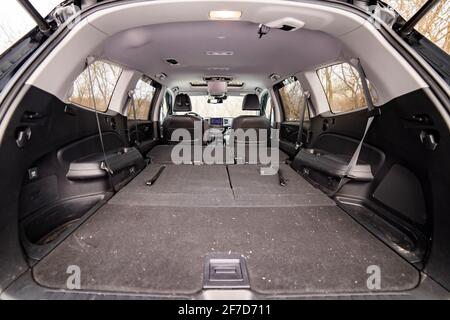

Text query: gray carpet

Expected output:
[227,165,335,206]
[33,205,419,295]
[109,164,235,207]
[109,164,334,207]
[147,145,195,164]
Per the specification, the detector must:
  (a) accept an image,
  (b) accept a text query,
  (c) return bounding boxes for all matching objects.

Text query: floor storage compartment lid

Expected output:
[203,254,250,289]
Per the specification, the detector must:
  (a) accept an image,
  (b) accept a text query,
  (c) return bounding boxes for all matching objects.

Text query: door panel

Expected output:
[126,77,162,155]
[303,89,450,285]
[127,120,159,155]
[0,85,145,267]
[279,121,311,157]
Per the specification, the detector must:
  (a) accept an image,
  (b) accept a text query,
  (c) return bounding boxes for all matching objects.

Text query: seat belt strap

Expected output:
[354,58,375,113]
[128,90,141,145]
[332,116,374,195]
[332,59,379,196]
[295,90,311,150]
[86,57,115,191]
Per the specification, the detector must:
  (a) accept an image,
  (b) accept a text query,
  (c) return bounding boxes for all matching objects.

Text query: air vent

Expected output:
[203,76,233,82]
[208,67,231,71]
[229,81,244,88]
[190,79,244,88]
[190,81,207,88]
[206,51,234,56]
[164,58,179,66]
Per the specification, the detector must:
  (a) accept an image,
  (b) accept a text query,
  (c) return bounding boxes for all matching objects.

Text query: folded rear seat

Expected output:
[291,133,385,185]
[148,144,289,165]
[235,146,290,165]
[293,148,373,181]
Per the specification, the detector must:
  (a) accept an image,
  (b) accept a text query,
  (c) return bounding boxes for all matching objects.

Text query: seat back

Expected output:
[162,94,206,144]
[232,94,270,145]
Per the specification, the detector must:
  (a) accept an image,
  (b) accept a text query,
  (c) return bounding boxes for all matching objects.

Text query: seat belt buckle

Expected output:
[295,142,303,150]
[367,107,381,118]
[100,161,114,175]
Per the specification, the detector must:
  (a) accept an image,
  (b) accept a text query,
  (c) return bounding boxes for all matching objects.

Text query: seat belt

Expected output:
[295,90,311,150]
[332,59,381,196]
[128,90,141,146]
[86,57,115,192]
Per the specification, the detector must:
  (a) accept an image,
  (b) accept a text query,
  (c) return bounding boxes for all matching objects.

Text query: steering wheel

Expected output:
[186,112,203,120]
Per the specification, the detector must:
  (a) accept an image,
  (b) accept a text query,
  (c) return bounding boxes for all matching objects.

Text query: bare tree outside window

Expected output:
[317,63,378,114]
[0,0,62,55]
[278,78,309,122]
[127,78,156,120]
[387,0,450,54]
[69,61,122,112]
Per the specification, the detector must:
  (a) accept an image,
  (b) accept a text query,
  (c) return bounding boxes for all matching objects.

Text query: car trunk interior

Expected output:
[32,159,419,295]
[1,0,449,299]
[9,84,442,297]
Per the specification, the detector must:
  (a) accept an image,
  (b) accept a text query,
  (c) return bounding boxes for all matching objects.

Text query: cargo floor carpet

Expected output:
[108,164,335,207]
[33,205,419,295]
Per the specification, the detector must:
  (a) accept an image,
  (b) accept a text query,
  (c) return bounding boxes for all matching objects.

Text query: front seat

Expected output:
[232,94,270,145]
[231,94,271,164]
[162,93,207,144]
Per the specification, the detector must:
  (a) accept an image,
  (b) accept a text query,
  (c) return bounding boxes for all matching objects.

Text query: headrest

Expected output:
[173,94,192,112]
[242,94,261,111]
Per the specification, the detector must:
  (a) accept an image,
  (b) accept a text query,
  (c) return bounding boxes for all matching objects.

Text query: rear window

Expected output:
[127,77,157,120]
[69,61,122,112]
[386,0,449,54]
[317,62,377,114]
[386,0,428,21]
[0,0,61,55]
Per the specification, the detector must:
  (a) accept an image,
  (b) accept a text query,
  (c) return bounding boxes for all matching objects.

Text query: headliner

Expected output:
[103,21,343,92]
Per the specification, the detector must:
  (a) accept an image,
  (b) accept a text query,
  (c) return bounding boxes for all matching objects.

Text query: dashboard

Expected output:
[208,117,233,128]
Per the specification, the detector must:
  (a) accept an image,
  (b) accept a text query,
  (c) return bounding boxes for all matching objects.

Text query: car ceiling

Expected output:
[102,21,343,92]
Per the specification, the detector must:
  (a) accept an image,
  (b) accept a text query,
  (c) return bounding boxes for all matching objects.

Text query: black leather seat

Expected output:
[230,94,271,164]
[232,94,270,145]
[162,94,208,144]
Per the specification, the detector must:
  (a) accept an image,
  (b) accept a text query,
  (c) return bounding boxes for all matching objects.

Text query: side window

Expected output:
[69,61,122,112]
[261,92,275,127]
[160,90,172,123]
[278,77,309,122]
[317,62,377,114]
[127,77,156,120]
[261,92,270,118]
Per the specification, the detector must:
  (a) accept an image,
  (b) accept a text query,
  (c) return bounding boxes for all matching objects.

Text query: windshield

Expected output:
[187,96,259,118]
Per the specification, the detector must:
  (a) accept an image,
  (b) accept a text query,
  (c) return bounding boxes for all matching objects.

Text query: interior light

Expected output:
[209,10,242,20]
